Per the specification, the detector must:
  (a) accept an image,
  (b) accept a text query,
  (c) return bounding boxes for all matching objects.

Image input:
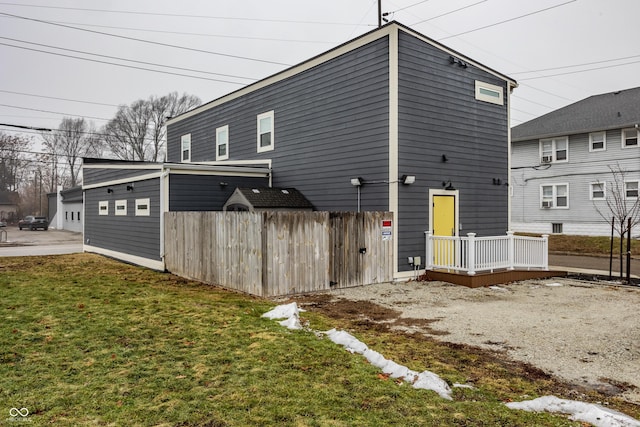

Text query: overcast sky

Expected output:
[1,0,639,150]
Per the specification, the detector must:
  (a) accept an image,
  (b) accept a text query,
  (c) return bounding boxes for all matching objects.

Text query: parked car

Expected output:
[0,220,6,227]
[18,216,49,231]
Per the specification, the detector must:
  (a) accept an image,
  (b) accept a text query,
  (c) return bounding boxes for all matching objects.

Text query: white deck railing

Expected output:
[424,231,548,275]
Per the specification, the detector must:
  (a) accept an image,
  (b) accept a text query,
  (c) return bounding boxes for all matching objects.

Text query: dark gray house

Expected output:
[165,21,516,279]
[82,159,270,270]
[84,21,516,278]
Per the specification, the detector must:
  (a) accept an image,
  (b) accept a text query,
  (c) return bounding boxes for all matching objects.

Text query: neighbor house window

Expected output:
[474,81,504,105]
[99,201,109,216]
[590,182,606,200]
[181,134,191,162]
[625,181,639,199]
[589,132,606,151]
[115,200,127,216]
[552,223,563,234]
[622,128,639,148]
[540,137,568,163]
[541,183,568,209]
[65,211,68,220]
[216,125,229,161]
[77,211,81,222]
[257,111,274,153]
[135,198,150,216]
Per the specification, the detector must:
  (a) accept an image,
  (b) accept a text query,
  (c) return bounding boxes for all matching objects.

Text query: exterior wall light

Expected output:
[401,175,416,185]
[107,188,113,193]
[350,177,363,186]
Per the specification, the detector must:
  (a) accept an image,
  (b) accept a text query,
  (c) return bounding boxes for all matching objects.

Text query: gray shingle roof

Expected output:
[512,86,640,142]
[236,187,313,209]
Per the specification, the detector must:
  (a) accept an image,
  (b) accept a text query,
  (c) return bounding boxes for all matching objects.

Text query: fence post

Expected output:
[424,231,433,270]
[507,231,515,270]
[467,233,476,276]
[541,234,549,270]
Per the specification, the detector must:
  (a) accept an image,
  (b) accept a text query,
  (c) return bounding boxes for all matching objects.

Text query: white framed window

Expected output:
[540,137,568,163]
[589,131,606,152]
[99,201,109,216]
[625,181,639,199]
[181,134,191,162]
[115,200,127,216]
[257,111,274,153]
[135,198,151,216]
[590,182,606,200]
[540,183,569,209]
[474,81,504,105]
[622,128,639,148]
[216,125,229,161]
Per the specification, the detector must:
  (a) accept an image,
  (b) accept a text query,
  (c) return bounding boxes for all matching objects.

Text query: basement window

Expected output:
[552,223,563,234]
[475,81,503,105]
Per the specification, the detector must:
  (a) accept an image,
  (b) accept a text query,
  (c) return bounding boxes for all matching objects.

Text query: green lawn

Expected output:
[1,254,634,426]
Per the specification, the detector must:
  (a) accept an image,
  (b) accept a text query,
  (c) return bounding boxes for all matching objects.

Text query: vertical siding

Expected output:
[84,178,161,261]
[167,37,391,212]
[396,32,510,271]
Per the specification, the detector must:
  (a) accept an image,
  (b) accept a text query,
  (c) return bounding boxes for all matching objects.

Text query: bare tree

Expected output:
[102,92,200,162]
[594,164,640,237]
[0,131,32,192]
[42,117,101,188]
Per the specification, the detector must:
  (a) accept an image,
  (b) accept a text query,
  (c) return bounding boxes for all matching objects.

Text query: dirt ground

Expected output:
[291,277,640,405]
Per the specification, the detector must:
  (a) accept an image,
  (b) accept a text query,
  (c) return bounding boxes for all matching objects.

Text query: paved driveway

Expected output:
[0,227,82,256]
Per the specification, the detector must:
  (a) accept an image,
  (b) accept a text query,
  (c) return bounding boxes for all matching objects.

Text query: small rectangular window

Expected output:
[590,182,605,200]
[99,201,109,216]
[65,211,68,220]
[539,137,568,163]
[71,211,74,221]
[78,211,81,222]
[625,181,639,199]
[540,184,569,209]
[589,132,606,151]
[181,134,191,162]
[257,111,274,153]
[135,198,150,216]
[552,223,563,234]
[622,128,639,148]
[115,200,127,216]
[216,125,229,161]
[475,81,504,105]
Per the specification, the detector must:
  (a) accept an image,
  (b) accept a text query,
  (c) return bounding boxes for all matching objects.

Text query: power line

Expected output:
[0,42,251,85]
[0,2,373,27]
[0,11,292,66]
[0,89,119,108]
[510,53,640,75]
[0,36,258,81]
[0,103,110,121]
[438,0,577,40]
[519,59,640,81]
[410,0,487,26]
[392,0,433,13]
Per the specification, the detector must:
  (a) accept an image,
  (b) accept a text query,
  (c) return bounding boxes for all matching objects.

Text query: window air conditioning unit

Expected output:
[542,200,553,208]
[541,155,553,163]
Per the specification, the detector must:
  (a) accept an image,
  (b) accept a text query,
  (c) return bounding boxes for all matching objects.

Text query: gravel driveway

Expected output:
[326,278,640,404]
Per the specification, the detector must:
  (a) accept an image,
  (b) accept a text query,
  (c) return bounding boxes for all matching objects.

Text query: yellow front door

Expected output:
[432,195,456,265]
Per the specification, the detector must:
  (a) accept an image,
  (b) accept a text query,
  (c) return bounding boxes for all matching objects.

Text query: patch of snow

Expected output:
[506,396,640,427]
[545,282,564,287]
[325,328,452,400]
[262,302,303,330]
[489,286,507,291]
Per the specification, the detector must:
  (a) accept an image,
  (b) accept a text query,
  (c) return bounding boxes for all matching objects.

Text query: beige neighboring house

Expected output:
[0,191,19,223]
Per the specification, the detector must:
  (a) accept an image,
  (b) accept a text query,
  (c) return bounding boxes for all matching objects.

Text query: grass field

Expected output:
[546,234,640,256]
[1,254,637,426]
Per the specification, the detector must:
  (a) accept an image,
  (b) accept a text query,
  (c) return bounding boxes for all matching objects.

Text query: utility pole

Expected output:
[378,0,382,27]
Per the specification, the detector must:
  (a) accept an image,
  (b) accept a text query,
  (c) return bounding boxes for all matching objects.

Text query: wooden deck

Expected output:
[422,269,568,288]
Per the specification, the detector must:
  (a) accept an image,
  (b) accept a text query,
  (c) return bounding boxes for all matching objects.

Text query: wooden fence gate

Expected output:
[164,211,393,297]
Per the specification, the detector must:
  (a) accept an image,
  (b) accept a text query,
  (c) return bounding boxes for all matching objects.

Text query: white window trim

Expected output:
[539,137,569,163]
[474,81,504,105]
[181,133,191,162]
[540,183,569,209]
[589,131,606,152]
[589,182,606,200]
[622,128,639,149]
[115,199,127,216]
[99,201,109,216]
[135,198,151,216]
[624,180,639,199]
[216,125,229,161]
[257,110,274,153]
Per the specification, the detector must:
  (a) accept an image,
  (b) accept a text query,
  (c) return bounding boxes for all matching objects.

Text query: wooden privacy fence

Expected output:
[164,211,393,297]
